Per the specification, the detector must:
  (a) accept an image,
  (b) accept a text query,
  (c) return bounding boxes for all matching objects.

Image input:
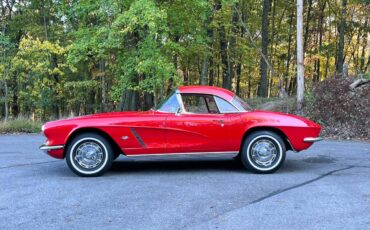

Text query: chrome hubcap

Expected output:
[74,142,104,169]
[251,139,278,167]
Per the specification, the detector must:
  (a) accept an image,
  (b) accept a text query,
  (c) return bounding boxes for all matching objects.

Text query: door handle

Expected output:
[212,119,224,127]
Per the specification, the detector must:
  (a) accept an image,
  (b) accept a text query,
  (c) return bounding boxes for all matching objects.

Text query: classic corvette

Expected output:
[40,86,322,176]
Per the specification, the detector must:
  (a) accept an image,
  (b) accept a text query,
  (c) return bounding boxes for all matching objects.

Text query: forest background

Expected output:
[0,0,369,139]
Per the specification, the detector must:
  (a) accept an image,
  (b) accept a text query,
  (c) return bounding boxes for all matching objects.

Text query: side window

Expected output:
[182,94,219,114]
[204,96,219,113]
[158,93,180,113]
[214,96,239,113]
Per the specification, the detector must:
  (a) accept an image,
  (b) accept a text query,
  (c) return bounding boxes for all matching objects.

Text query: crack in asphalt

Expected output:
[249,165,354,205]
[184,165,357,229]
[354,165,370,169]
[0,160,59,170]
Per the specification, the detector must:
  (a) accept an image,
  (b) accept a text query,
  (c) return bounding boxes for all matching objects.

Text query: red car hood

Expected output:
[43,111,155,128]
[63,110,156,121]
[79,111,151,119]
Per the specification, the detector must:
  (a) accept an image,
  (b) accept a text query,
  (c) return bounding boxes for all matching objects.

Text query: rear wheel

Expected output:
[66,133,114,177]
[241,131,286,173]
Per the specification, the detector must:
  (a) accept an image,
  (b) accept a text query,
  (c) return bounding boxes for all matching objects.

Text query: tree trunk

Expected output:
[42,2,48,40]
[200,58,208,85]
[285,11,294,93]
[363,54,370,73]
[359,19,368,73]
[120,89,138,111]
[220,24,231,90]
[236,61,242,95]
[209,57,214,86]
[257,0,270,97]
[1,10,11,120]
[216,63,220,86]
[4,81,8,121]
[99,59,106,112]
[248,71,251,98]
[324,1,331,79]
[200,3,219,86]
[303,0,313,51]
[349,78,370,90]
[336,0,347,76]
[11,72,19,117]
[143,92,154,110]
[235,4,276,95]
[167,36,180,95]
[296,0,304,113]
[159,81,164,105]
[248,74,252,98]
[268,0,276,97]
[316,1,326,82]
[120,91,129,111]
[229,4,239,91]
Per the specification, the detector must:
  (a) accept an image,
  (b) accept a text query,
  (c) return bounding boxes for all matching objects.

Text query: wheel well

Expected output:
[65,127,123,158]
[240,126,293,153]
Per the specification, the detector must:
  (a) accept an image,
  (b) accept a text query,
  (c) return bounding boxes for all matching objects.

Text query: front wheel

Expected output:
[66,133,114,177]
[241,131,286,174]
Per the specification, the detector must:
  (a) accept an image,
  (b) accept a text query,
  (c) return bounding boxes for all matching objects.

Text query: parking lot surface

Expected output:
[1,134,370,229]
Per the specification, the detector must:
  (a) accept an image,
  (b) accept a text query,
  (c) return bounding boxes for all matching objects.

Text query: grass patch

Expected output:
[0,119,42,134]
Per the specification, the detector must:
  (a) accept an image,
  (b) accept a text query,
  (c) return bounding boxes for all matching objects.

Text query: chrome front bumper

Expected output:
[303,137,324,142]
[39,144,64,151]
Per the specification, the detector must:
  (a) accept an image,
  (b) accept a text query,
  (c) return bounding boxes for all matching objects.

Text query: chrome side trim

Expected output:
[229,97,245,112]
[303,137,324,142]
[127,151,239,157]
[39,144,64,151]
[175,90,186,113]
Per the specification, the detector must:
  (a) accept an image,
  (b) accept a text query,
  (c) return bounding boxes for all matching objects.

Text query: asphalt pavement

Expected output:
[1,134,370,229]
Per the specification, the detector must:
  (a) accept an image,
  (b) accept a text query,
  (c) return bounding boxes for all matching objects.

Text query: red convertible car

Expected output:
[40,86,322,176]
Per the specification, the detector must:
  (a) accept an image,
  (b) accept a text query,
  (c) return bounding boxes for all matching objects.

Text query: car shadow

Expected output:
[44,158,310,177]
[278,160,309,173]
[109,158,247,174]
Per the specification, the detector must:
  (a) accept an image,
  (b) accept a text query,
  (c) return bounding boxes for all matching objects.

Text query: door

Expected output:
[122,92,180,156]
[165,94,241,153]
[115,111,167,155]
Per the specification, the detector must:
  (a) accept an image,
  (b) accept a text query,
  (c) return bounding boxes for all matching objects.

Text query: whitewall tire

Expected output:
[66,133,114,177]
[241,131,286,173]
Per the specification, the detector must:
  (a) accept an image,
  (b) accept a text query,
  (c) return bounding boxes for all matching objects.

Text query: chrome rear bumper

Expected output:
[39,144,64,151]
[303,137,323,143]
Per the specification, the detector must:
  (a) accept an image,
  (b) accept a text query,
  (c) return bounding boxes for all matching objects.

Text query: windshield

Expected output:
[232,95,252,111]
[155,92,180,113]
